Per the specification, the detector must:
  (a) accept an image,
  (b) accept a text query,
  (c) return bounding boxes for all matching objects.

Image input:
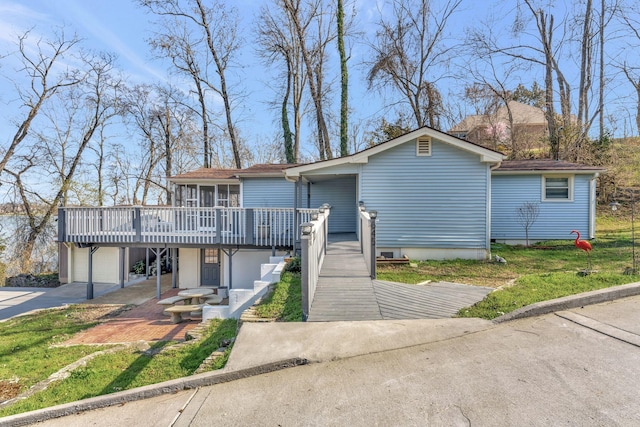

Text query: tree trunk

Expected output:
[161,106,173,204]
[195,0,242,168]
[282,57,296,164]
[337,0,349,157]
[284,0,332,160]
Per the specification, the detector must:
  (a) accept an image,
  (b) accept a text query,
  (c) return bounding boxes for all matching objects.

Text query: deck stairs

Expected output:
[203,256,285,320]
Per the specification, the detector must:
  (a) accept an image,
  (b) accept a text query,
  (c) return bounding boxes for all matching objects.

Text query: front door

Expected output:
[200,248,220,286]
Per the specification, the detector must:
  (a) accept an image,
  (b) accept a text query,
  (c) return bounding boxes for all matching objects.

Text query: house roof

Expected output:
[168,167,242,181]
[285,126,505,177]
[494,160,605,174]
[168,163,301,182]
[235,163,299,177]
[449,101,546,133]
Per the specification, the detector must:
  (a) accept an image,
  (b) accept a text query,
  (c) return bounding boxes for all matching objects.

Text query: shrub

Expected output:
[283,256,301,273]
[131,260,146,274]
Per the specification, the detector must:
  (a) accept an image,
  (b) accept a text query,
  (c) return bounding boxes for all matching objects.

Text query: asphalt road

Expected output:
[22,295,640,427]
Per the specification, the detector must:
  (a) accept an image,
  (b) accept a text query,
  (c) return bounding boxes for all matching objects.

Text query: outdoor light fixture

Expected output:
[301,222,313,235]
[369,210,377,219]
[311,212,319,221]
[610,193,636,274]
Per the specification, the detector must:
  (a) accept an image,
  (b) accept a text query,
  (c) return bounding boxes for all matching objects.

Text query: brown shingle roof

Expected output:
[169,164,301,180]
[236,163,300,175]
[495,160,604,172]
[169,167,241,180]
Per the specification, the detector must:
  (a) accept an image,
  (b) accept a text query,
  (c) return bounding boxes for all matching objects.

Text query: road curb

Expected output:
[0,358,308,427]
[493,281,640,323]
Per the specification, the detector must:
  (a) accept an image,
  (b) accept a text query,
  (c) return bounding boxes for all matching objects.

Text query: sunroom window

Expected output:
[543,176,572,201]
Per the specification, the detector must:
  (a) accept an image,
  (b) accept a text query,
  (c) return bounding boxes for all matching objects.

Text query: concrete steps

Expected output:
[203,256,285,320]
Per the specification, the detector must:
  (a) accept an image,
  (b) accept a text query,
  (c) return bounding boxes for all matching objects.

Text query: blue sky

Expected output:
[0,0,396,161]
[1,0,639,164]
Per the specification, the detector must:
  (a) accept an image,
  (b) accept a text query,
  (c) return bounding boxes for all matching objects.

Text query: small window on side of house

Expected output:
[416,136,431,156]
[543,176,572,201]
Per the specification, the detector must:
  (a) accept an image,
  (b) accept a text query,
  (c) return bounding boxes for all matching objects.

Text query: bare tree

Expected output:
[618,1,640,134]
[367,0,462,129]
[256,1,308,163]
[142,0,243,168]
[337,0,349,157]
[4,53,123,272]
[468,0,617,161]
[0,30,84,177]
[283,0,336,160]
[515,201,540,247]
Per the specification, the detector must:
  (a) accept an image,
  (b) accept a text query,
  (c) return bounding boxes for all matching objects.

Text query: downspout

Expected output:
[486,162,502,259]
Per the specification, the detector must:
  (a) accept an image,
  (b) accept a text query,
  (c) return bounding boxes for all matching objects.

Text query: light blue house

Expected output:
[491,160,603,243]
[283,128,504,260]
[57,127,603,313]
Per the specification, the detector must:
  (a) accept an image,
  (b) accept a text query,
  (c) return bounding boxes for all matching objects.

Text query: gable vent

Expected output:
[416,136,432,156]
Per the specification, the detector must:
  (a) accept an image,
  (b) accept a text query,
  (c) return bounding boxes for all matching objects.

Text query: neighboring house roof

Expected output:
[285,126,505,177]
[449,100,546,133]
[494,160,605,174]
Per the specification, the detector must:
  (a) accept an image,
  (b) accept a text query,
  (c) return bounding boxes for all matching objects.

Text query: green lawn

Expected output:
[378,212,639,320]
[255,272,303,321]
[0,308,237,417]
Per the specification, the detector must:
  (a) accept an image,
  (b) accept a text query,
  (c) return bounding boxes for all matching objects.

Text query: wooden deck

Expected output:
[307,235,493,322]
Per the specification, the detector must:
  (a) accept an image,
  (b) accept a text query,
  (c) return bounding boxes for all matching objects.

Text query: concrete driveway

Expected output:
[7,294,640,427]
[0,275,174,322]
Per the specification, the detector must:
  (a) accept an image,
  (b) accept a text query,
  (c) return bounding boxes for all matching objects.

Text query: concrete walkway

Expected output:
[8,290,640,427]
[308,234,493,321]
[0,275,174,322]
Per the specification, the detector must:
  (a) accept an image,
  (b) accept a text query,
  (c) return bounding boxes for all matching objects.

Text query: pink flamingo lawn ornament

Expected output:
[571,229,593,270]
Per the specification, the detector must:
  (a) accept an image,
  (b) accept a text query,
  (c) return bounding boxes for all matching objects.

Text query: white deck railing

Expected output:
[300,207,330,320]
[58,206,319,247]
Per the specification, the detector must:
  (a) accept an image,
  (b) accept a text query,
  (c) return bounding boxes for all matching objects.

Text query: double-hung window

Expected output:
[542,176,573,201]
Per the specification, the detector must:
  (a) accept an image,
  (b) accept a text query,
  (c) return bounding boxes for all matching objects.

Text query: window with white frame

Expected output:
[542,176,573,201]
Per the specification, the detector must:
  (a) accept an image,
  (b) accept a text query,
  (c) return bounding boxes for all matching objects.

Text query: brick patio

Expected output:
[64,288,203,345]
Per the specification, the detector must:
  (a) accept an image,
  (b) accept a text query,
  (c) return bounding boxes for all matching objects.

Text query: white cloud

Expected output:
[56,0,168,83]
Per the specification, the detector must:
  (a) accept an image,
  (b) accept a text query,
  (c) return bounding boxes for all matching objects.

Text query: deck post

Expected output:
[119,247,125,288]
[145,248,150,280]
[215,208,222,244]
[245,209,254,245]
[293,178,300,255]
[156,247,162,299]
[171,248,177,288]
[360,215,363,254]
[57,207,66,243]
[133,207,141,242]
[369,212,377,280]
[221,248,239,290]
[87,246,99,299]
[301,232,310,321]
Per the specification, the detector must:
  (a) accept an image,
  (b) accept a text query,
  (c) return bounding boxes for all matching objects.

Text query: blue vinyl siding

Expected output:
[242,178,295,208]
[491,174,592,240]
[310,176,357,233]
[360,139,489,249]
